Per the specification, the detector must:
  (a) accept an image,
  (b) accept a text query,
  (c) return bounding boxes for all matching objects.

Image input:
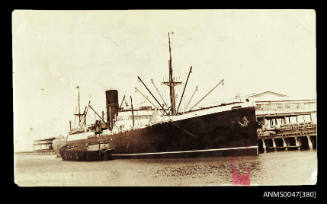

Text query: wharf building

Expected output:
[247,91,317,153]
[32,137,56,154]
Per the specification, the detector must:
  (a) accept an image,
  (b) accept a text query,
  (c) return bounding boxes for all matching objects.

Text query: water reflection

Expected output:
[15,150,317,186]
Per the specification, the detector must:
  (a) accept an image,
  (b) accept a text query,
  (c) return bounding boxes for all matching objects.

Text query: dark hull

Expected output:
[60,148,113,161]
[62,106,258,160]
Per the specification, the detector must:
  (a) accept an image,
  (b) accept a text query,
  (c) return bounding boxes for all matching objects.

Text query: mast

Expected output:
[77,85,80,124]
[130,96,135,127]
[163,32,181,115]
[73,85,85,128]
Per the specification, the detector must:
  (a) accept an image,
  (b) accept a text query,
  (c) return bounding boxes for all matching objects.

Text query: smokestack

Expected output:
[105,90,119,130]
[69,120,72,131]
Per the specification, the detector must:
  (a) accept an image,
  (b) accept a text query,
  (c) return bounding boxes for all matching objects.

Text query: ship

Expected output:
[59,33,259,161]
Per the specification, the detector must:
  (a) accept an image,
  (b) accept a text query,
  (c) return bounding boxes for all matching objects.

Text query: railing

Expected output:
[258,122,317,138]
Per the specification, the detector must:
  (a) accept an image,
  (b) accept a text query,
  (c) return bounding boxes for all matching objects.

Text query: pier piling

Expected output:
[272,139,277,151]
[295,137,301,150]
[282,138,288,151]
[307,136,313,150]
[262,139,267,153]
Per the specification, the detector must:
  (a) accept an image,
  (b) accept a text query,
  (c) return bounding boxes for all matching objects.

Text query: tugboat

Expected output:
[59,33,258,161]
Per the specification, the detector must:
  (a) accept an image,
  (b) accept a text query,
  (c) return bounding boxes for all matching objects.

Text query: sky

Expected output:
[12,10,316,151]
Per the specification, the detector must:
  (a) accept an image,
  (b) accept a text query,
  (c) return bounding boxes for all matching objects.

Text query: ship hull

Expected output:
[62,106,258,160]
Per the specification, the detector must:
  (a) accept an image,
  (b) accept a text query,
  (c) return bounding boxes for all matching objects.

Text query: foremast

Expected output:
[163,32,181,115]
[70,85,88,134]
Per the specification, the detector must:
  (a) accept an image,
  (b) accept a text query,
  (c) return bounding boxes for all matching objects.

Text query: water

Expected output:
[14,151,317,186]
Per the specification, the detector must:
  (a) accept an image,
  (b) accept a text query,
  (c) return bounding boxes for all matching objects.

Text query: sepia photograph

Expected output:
[12,9,317,187]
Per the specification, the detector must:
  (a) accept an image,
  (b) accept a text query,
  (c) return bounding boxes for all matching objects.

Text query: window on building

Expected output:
[297,115,305,123]
[277,103,284,111]
[296,103,301,110]
[290,103,297,110]
[290,116,297,124]
[271,118,277,126]
[271,104,278,111]
[264,118,271,128]
[304,114,311,122]
[276,118,283,125]
[263,104,270,111]
[311,113,317,124]
[256,104,263,111]
[304,103,311,110]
